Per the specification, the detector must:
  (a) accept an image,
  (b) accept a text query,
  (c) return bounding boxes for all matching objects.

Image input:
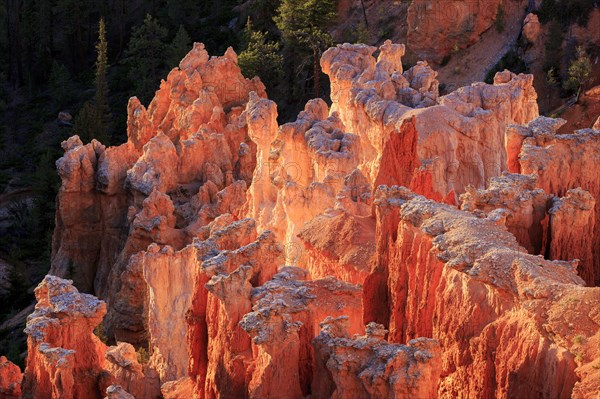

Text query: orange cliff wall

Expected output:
[364,186,598,398]
[7,40,599,399]
[517,120,600,286]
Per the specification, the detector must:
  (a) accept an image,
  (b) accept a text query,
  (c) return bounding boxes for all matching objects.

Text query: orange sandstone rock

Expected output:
[520,125,600,286]
[364,186,596,398]
[298,208,375,285]
[547,188,596,285]
[240,266,363,398]
[313,317,441,399]
[23,275,107,399]
[322,42,538,201]
[0,356,22,397]
[103,385,135,399]
[51,43,265,344]
[407,0,504,64]
[460,173,551,254]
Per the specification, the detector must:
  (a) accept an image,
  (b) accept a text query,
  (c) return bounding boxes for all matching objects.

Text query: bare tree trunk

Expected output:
[360,0,369,28]
[7,0,23,88]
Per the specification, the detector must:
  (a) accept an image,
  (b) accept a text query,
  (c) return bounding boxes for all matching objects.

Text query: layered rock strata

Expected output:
[9,40,599,399]
[51,43,266,342]
[364,186,599,398]
[240,266,363,398]
[313,316,441,399]
[518,122,600,286]
[322,42,538,202]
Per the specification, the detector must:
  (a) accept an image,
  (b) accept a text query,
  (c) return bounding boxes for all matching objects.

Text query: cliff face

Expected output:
[366,186,597,398]
[51,43,266,343]
[407,0,505,64]
[8,41,599,399]
[0,356,22,397]
[321,43,538,203]
[23,276,108,399]
[519,124,600,286]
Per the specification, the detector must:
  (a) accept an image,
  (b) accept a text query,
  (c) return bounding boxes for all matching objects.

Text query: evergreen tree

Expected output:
[126,14,168,104]
[93,17,110,142]
[72,17,110,144]
[72,101,97,143]
[495,4,505,33]
[563,46,592,101]
[274,0,336,98]
[169,24,191,68]
[246,0,281,33]
[544,20,563,74]
[49,61,74,105]
[238,18,283,92]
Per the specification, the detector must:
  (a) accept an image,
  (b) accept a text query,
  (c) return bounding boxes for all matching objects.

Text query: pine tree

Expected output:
[49,61,74,105]
[93,17,110,143]
[169,24,191,68]
[495,4,506,33]
[238,18,283,91]
[564,46,592,101]
[274,0,336,98]
[126,14,168,104]
[72,101,97,143]
[73,17,110,144]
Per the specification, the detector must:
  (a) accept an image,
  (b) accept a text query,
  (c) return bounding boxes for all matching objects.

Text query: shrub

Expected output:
[495,4,506,32]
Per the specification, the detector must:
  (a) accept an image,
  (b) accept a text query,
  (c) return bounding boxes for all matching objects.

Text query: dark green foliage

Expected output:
[238,18,284,96]
[544,20,564,75]
[73,101,103,143]
[275,0,337,100]
[169,25,192,69]
[538,0,596,27]
[495,4,506,33]
[563,46,593,99]
[49,61,75,106]
[126,14,168,105]
[93,18,110,143]
[485,49,528,84]
[245,0,281,33]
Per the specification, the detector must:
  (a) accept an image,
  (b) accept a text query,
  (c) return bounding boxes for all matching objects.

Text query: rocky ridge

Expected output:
[1,40,598,398]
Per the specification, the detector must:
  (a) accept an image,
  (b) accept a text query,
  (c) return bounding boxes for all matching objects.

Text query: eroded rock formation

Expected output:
[240,266,363,398]
[314,317,441,399]
[0,356,22,397]
[10,41,599,399]
[322,42,538,202]
[518,123,600,286]
[51,42,265,343]
[23,275,108,399]
[364,186,598,398]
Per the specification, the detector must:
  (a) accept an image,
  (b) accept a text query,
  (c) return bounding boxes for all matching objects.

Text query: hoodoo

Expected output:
[3,40,599,399]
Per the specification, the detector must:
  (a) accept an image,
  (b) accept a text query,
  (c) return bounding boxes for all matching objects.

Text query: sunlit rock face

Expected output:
[313,316,442,399]
[321,42,538,203]
[364,186,598,399]
[50,43,266,343]
[518,122,600,286]
[0,356,22,397]
[13,41,599,399]
[23,275,108,399]
[460,173,596,285]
